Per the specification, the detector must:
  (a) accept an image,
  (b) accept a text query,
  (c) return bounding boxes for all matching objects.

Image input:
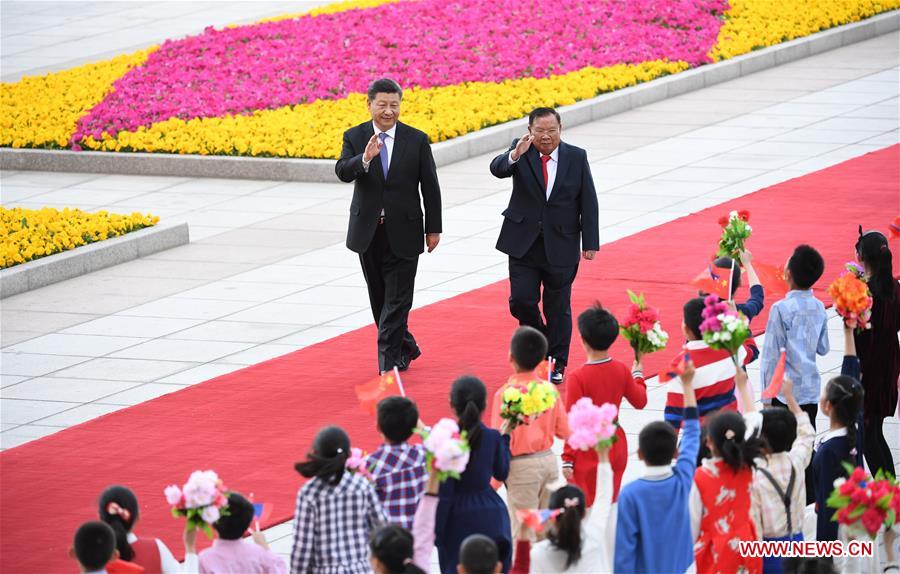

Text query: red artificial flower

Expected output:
[837,505,853,524]
[850,467,867,483]
[860,507,886,534]
[851,489,869,505]
[718,215,729,227]
[839,481,857,496]
[738,210,750,222]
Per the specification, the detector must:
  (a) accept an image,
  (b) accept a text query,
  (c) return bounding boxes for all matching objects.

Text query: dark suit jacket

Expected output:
[490,140,599,267]
[335,121,442,258]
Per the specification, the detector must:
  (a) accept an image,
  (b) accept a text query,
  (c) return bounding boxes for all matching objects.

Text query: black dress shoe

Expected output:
[550,365,565,385]
[398,347,422,372]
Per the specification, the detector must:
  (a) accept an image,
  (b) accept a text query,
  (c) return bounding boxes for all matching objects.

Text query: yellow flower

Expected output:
[503,387,523,403]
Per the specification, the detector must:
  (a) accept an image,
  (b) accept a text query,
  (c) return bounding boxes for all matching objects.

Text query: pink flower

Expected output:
[182,470,220,508]
[164,485,182,506]
[200,505,221,525]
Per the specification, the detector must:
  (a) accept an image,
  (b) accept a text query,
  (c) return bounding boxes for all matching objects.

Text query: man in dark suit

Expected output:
[336,78,442,374]
[490,107,599,384]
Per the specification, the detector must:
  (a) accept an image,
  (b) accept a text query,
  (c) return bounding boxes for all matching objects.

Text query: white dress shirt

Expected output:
[361,121,396,172]
[509,146,559,199]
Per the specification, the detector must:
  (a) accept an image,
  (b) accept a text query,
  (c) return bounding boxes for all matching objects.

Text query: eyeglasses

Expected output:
[531,128,560,135]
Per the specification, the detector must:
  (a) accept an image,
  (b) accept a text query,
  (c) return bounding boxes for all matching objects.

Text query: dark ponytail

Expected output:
[370,525,426,574]
[294,425,350,485]
[856,230,895,301]
[451,376,486,449]
[825,376,864,455]
[708,411,764,473]
[548,485,586,569]
[98,486,139,561]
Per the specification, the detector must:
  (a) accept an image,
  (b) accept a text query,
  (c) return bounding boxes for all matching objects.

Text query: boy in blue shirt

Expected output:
[615,358,699,574]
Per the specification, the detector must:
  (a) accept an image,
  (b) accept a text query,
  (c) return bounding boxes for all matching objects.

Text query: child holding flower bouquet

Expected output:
[562,304,647,505]
[490,327,569,542]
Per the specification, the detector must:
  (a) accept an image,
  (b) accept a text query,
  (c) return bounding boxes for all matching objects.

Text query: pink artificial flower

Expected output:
[200,505,221,525]
[164,485,182,506]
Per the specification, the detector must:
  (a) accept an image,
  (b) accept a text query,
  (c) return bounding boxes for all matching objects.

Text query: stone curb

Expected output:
[0,221,189,298]
[1,10,897,182]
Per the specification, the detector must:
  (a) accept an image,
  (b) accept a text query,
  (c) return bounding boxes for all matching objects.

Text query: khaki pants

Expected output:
[506,450,559,541]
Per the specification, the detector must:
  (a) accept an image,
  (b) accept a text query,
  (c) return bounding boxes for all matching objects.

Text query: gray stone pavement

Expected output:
[1,1,329,81]
[1,34,898,452]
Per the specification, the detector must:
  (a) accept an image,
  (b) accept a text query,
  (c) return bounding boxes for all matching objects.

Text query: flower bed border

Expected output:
[0,221,189,298]
[1,10,897,182]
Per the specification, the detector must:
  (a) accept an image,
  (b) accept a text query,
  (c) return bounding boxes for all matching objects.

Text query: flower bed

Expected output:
[0,206,159,269]
[1,0,897,159]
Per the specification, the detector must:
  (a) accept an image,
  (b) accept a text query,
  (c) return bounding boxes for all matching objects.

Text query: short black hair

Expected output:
[528,107,561,126]
[73,521,116,570]
[459,534,499,574]
[510,326,548,371]
[782,557,836,574]
[214,493,253,540]
[639,421,678,466]
[577,304,619,351]
[761,406,798,453]
[367,78,403,101]
[712,257,741,296]
[787,245,824,290]
[683,297,706,340]
[377,396,419,444]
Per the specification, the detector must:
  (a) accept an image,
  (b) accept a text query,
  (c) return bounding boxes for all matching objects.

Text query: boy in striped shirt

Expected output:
[664,297,758,428]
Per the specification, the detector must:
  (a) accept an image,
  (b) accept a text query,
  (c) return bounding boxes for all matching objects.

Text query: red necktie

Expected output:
[541,154,551,189]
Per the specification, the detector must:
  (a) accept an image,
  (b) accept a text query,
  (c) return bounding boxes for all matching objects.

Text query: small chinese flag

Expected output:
[659,352,690,383]
[691,263,732,300]
[355,372,401,415]
[890,216,900,241]
[761,349,787,399]
[754,260,790,301]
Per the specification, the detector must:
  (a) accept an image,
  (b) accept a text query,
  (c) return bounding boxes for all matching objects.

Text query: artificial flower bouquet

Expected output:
[164,470,229,537]
[716,210,752,260]
[699,294,752,366]
[620,290,668,360]
[828,264,873,331]
[567,398,619,451]
[345,447,373,480]
[500,378,558,430]
[826,464,899,539]
[415,418,471,482]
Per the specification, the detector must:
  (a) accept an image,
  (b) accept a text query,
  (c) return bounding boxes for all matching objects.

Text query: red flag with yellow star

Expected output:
[754,260,790,301]
[355,371,402,415]
[691,263,733,300]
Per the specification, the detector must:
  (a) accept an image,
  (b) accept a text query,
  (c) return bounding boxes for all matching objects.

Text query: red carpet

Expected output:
[1,145,897,571]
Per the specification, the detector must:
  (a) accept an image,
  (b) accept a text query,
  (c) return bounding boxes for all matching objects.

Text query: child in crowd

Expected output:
[490,326,569,540]
[459,535,504,574]
[98,485,198,573]
[707,249,766,324]
[760,245,829,427]
[664,298,756,429]
[690,397,764,573]
[70,521,118,574]
[853,229,899,478]
[368,396,428,530]
[562,304,646,505]
[291,425,387,573]
[199,492,286,574]
[512,445,614,573]
[812,374,863,541]
[438,376,512,573]
[745,373,815,574]
[369,524,426,574]
[615,359,699,574]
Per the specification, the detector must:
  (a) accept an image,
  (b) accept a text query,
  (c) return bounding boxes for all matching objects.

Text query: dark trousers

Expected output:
[772,398,818,505]
[864,415,895,477]
[360,223,418,372]
[508,236,578,366]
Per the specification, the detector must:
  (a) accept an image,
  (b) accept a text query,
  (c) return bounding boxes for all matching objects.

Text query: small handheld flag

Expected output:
[355,371,403,415]
[754,260,789,301]
[761,349,786,400]
[516,508,563,534]
[692,263,733,300]
[890,216,900,241]
[659,351,690,383]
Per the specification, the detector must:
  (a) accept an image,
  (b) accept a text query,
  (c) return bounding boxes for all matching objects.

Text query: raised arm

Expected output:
[676,359,700,478]
[335,130,367,183]
[412,474,440,571]
[783,378,815,469]
[490,136,532,178]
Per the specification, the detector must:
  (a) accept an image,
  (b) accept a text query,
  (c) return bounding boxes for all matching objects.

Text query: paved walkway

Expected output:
[0,1,327,81]
[2,33,898,451]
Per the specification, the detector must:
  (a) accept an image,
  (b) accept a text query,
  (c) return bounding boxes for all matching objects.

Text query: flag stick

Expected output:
[393,366,406,397]
[728,258,736,302]
[547,356,554,384]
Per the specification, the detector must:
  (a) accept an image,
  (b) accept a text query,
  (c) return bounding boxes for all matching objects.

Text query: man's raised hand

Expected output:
[363,133,383,162]
[510,134,534,161]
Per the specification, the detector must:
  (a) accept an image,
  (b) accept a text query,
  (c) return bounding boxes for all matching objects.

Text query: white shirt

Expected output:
[817,426,848,447]
[643,465,675,481]
[509,146,559,200]
[361,121,396,172]
[126,532,198,573]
